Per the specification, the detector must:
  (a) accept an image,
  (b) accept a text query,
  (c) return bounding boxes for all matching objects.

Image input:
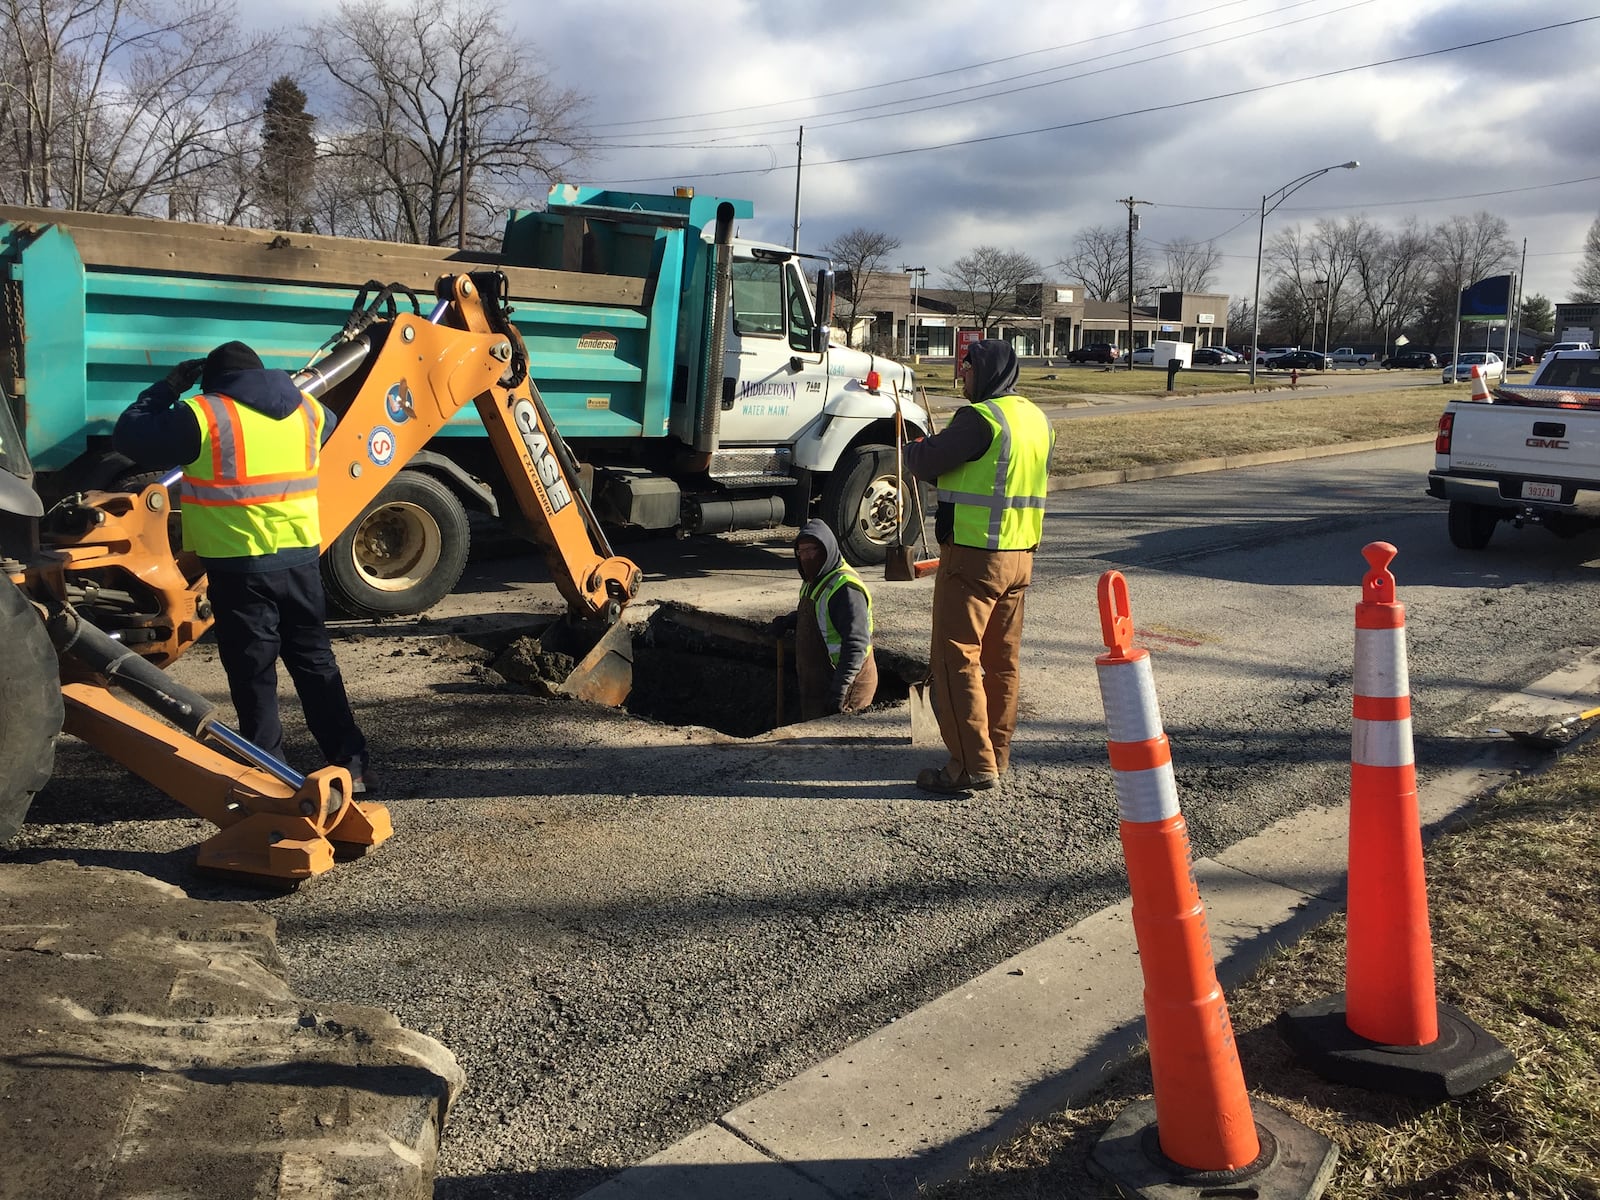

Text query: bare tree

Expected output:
[1162,238,1220,293]
[306,0,591,247]
[1057,223,1148,301]
[1431,211,1515,292]
[820,227,902,349]
[0,0,274,215]
[942,246,1042,336]
[1350,217,1433,345]
[1573,215,1600,303]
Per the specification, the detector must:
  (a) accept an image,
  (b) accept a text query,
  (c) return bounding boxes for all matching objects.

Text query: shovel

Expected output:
[885,382,938,582]
[908,677,940,745]
[1489,703,1600,750]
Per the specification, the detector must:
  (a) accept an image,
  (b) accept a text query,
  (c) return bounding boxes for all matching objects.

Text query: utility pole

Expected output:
[792,126,803,252]
[1509,238,1527,368]
[456,72,472,250]
[1120,197,1152,369]
[901,264,926,359]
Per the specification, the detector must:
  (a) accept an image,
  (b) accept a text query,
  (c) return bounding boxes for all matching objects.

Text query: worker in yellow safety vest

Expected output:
[904,339,1053,795]
[770,519,878,720]
[113,341,371,793]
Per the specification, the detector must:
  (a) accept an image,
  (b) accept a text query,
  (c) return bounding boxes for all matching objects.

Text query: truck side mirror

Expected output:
[810,269,835,355]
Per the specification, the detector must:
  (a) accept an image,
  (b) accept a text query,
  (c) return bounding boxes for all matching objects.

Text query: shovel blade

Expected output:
[909,681,940,745]
[885,546,916,581]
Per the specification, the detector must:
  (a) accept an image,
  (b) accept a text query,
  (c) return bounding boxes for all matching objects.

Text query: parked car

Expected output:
[1191,347,1228,366]
[1442,352,1504,383]
[1266,349,1327,370]
[1255,346,1297,365]
[1384,350,1438,369]
[1129,346,1156,364]
[1207,346,1242,363]
[1508,350,1535,367]
[1067,342,1120,363]
[1542,340,1593,360]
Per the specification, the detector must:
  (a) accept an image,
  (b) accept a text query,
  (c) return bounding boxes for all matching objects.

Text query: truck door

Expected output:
[717,259,826,446]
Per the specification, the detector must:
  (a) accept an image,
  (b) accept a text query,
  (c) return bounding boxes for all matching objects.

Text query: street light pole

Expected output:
[1249,161,1359,384]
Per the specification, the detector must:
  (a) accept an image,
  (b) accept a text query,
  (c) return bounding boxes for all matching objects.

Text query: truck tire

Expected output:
[0,578,63,841]
[1447,500,1499,550]
[322,470,470,618]
[821,443,914,567]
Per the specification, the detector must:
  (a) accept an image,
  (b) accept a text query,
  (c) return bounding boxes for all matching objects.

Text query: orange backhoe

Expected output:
[1,271,640,883]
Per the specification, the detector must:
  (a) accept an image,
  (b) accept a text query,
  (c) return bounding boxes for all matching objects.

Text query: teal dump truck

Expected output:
[0,185,927,617]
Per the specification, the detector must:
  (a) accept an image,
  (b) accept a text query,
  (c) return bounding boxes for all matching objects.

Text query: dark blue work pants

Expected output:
[206,558,367,773]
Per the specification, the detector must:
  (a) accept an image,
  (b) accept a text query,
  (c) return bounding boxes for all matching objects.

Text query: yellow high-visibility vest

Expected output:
[936,395,1052,549]
[180,391,323,559]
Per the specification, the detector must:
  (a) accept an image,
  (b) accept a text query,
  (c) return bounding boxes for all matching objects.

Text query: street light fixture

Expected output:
[1249,161,1358,384]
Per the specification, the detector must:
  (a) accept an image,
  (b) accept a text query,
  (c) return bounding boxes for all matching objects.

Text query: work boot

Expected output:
[915,766,998,795]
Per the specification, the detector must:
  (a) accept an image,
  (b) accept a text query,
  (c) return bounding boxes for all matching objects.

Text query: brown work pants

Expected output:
[928,542,1035,778]
[796,596,878,721]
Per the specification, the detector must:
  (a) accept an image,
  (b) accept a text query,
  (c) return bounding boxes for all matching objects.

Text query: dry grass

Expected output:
[927,741,1600,1200]
[1049,388,1444,475]
[1020,366,1254,400]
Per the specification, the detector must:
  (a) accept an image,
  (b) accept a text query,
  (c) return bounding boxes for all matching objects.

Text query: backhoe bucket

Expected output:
[493,617,634,707]
[554,620,635,707]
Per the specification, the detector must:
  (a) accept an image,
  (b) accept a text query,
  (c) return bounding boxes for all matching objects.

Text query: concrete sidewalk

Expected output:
[577,654,1600,1200]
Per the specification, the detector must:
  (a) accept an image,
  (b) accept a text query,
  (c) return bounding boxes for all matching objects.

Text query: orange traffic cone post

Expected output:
[1088,571,1336,1199]
[1468,363,1493,402]
[1278,542,1514,1098]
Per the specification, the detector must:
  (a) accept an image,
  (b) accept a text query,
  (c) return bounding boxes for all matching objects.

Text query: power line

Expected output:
[602,16,1598,185]
[589,0,1375,148]
[587,0,1266,132]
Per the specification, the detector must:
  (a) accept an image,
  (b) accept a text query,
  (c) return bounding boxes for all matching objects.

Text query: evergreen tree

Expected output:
[257,76,316,232]
[1520,293,1554,334]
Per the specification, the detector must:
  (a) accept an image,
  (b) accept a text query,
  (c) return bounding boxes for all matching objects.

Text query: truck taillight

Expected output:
[1436,411,1454,454]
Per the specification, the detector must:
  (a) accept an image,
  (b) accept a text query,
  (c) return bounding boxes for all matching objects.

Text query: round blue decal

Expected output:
[367,425,397,468]
[385,382,413,423]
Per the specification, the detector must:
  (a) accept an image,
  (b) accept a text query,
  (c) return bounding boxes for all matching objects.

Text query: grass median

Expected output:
[931,737,1600,1200]
[1048,387,1444,476]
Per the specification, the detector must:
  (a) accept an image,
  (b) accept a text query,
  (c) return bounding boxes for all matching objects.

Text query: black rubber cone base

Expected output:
[1278,992,1515,1099]
[1088,1097,1337,1200]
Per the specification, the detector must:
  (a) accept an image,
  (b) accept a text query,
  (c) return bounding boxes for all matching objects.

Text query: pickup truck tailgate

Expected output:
[1443,403,1600,485]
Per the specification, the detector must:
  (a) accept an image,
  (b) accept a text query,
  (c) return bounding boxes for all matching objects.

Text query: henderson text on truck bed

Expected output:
[1427,350,1600,549]
[0,185,930,619]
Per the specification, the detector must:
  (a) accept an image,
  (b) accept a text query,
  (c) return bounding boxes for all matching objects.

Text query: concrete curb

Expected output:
[1048,433,1436,492]
[576,652,1600,1200]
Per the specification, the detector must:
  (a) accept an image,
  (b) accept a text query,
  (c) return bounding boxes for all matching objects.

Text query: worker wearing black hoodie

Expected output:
[113,341,370,792]
[903,339,1052,795]
[771,518,877,720]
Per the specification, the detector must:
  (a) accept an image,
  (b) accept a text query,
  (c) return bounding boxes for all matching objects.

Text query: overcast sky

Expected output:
[280,1,1600,306]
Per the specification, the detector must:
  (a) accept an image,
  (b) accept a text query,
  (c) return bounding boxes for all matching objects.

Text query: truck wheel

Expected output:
[821,443,913,567]
[322,470,470,618]
[0,578,63,841]
[1447,500,1499,550]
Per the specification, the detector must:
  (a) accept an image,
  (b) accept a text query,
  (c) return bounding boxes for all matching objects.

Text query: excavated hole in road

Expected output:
[481,603,917,738]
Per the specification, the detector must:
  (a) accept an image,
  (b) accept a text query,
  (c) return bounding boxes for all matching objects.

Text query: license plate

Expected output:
[1522,481,1561,501]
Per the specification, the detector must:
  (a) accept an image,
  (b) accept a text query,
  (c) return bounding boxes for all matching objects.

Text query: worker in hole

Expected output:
[770,518,877,720]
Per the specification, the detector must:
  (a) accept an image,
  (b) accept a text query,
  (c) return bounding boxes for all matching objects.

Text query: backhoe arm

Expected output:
[310,272,641,622]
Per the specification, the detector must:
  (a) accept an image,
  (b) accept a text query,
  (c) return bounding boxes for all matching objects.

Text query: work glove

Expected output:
[767,612,797,638]
[163,358,206,395]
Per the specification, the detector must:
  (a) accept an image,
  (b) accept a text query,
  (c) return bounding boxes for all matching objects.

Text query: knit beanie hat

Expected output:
[202,341,264,392]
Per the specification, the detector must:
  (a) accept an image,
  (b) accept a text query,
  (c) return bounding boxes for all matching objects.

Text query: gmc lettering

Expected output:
[1525,437,1570,450]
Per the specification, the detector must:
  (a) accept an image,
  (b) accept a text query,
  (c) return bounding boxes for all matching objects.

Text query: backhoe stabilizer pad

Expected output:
[328,799,394,852]
[195,815,335,883]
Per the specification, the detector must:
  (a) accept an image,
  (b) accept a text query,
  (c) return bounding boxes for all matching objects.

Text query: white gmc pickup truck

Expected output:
[1428,350,1600,548]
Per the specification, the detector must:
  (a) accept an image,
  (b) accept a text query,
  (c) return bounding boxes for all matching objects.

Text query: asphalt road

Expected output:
[13,441,1600,1199]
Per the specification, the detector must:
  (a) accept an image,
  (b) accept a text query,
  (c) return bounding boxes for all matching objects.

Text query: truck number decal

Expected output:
[511,398,573,514]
